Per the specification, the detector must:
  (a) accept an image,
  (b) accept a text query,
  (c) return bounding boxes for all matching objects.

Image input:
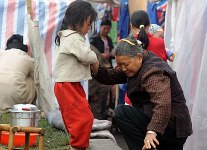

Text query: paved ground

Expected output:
[89,131,129,150]
[113,132,129,150]
[104,112,129,150]
[90,139,122,150]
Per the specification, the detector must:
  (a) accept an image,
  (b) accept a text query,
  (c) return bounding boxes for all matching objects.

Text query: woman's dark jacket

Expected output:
[93,51,192,138]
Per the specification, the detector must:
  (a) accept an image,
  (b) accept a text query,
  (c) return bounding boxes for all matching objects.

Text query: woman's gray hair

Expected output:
[114,36,144,57]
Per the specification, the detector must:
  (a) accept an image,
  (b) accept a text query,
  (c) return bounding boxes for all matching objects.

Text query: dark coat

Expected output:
[90,33,114,67]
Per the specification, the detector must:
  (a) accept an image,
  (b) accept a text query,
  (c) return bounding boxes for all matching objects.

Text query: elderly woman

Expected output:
[91,36,192,150]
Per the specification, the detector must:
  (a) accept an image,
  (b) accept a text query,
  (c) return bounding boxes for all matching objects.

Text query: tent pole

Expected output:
[26,0,33,20]
[128,0,147,16]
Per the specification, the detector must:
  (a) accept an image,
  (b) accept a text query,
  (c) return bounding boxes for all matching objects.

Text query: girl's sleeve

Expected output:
[70,38,97,65]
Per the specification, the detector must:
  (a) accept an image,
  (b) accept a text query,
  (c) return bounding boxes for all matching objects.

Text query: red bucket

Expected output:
[0,131,38,147]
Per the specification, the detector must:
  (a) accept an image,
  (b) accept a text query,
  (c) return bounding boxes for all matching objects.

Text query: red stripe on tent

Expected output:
[45,2,57,75]
[5,0,16,42]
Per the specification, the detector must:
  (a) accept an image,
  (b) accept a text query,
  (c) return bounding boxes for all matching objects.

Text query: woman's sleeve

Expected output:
[142,68,171,134]
[93,65,127,85]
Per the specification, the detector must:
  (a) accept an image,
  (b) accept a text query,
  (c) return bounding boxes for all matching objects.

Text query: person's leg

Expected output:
[157,126,187,150]
[114,105,151,150]
[157,138,186,150]
[54,82,94,149]
[89,80,102,119]
[98,84,111,120]
[89,80,110,120]
[100,92,109,120]
[89,94,102,119]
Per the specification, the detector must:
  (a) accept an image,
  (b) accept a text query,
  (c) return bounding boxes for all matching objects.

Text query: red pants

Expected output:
[54,82,94,149]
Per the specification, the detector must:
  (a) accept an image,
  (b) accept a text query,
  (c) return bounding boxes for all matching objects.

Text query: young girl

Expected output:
[130,10,168,62]
[54,1,97,150]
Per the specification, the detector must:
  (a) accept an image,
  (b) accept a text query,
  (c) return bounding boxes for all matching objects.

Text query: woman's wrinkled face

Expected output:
[115,54,142,77]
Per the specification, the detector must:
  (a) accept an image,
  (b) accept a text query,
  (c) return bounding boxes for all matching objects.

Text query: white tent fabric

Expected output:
[165,0,207,149]
[27,15,59,117]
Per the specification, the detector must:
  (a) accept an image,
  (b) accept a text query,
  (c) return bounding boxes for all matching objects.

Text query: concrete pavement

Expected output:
[90,139,122,150]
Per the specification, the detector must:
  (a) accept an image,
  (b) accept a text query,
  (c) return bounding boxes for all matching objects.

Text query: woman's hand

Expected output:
[142,132,159,150]
[90,61,99,75]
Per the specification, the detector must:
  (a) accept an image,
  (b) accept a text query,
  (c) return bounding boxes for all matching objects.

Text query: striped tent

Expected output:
[0,0,75,117]
[0,0,73,77]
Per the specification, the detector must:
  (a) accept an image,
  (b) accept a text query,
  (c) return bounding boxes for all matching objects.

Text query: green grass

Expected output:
[0,113,70,150]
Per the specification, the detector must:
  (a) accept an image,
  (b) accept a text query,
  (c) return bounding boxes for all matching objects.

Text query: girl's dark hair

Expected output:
[55,0,97,46]
[130,10,150,49]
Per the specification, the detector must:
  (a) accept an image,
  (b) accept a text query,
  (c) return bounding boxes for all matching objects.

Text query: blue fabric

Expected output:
[118,84,127,105]
[157,0,168,27]
[147,2,159,25]
[118,2,129,39]
[122,0,128,4]
[118,88,126,105]
[157,0,168,8]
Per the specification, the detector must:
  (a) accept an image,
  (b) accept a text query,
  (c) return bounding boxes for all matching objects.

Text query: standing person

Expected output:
[0,34,36,112]
[91,36,192,150]
[88,45,111,120]
[90,18,114,68]
[89,18,114,120]
[130,10,168,62]
[53,1,97,150]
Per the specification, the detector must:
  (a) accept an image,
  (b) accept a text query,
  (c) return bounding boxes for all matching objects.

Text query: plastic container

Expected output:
[0,131,38,147]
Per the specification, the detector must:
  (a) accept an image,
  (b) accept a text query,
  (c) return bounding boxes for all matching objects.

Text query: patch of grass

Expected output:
[35,117,70,150]
[0,113,69,150]
[0,113,10,124]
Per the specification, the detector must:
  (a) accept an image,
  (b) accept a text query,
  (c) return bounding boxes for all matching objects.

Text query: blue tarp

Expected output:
[118,0,129,39]
[147,2,159,25]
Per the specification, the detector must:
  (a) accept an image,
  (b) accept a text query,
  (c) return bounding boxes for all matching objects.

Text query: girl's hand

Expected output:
[142,132,159,149]
[90,61,99,75]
